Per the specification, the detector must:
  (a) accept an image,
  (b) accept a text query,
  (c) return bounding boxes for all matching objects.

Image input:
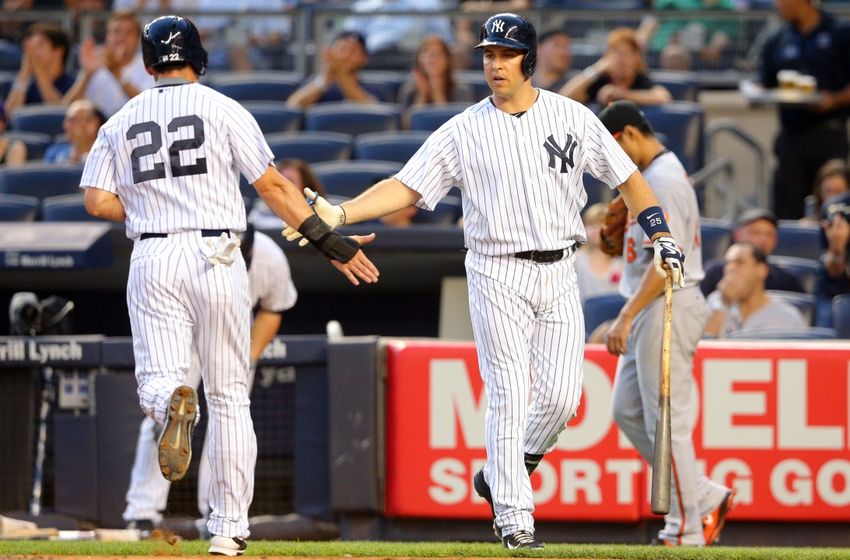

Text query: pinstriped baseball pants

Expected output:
[127,231,256,539]
[465,251,584,538]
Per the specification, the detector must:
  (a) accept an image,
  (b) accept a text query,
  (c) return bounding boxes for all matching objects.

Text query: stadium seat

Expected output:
[775,220,821,259]
[0,43,21,71]
[650,71,700,102]
[304,102,401,136]
[409,103,471,132]
[766,290,816,325]
[412,195,462,225]
[207,71,302,102]
[767,255,820,294]
[700,218,733,263]
[42,193,104,221]
[3,131,53,160]
[641,102,705,174]
[456,71,491,100]
[0,193,39,221]
[312,160,403,199]
[0,71,14,100]
[727,327,838,340]
[265,131,353,163]
[360,70,406,101]
[9,104,67,137]
[583,293,626,341]
[0,163,84,200]
[242,102,301,134]
[832,295,850,339]
[354,131,430,163]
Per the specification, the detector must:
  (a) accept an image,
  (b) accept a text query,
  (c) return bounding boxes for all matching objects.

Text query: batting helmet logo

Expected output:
[474,13,537,78]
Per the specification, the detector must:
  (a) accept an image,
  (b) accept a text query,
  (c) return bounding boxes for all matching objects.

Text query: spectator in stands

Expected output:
[286,31,387,108]
[44,100,104,164]
[758,0,850,220]
[701,208,805,296]
[814,189,850,327]
[398,35,475,124]
[704,243,807,338]
[559,27,672,106]
[532,29,572,92]
[804,159,850,222]
[249,158,327,228]
[648,0,739,70]
[63,11,153,117]
[0,105,27,166]
[4,23,73,114]
[575,202,624,302]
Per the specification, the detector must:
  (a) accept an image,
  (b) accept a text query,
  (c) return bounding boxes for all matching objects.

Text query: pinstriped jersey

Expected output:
[620,151,704,297]
[80,78,273,240]
[395,88,637,256]
[249,231,297,313]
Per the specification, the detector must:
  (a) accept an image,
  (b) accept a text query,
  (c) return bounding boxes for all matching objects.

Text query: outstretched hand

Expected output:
[331,233,379,286]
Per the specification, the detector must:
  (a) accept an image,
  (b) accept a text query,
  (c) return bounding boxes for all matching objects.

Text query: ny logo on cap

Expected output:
[492,20,505,33]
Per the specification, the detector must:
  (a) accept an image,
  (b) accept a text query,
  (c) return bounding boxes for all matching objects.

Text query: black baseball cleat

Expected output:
[209,535,248,556]
[502,530,544,550]
[473,468,501,538]
[158,385,197,482]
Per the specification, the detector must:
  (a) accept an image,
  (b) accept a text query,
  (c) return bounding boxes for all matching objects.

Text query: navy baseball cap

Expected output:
[598,100,653,138]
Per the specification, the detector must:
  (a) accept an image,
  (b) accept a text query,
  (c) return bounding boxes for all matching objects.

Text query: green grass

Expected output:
[0,540,849,559]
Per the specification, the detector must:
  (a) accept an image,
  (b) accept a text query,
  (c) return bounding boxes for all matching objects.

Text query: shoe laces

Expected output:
[512,530,535,545]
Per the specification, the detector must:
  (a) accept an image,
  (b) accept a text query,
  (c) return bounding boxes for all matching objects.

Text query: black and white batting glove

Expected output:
[652,235,685,288]
[282,187,346,247]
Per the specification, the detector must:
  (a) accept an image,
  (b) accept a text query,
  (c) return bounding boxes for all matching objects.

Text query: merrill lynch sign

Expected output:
[0,339,84,363]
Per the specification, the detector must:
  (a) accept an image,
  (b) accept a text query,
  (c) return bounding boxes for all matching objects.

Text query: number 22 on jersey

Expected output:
[127,115,208,184]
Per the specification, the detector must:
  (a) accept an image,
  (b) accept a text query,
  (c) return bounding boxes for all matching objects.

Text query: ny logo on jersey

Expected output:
[492,19,505,33]
[543,134,577,173]
[161,31,182,45]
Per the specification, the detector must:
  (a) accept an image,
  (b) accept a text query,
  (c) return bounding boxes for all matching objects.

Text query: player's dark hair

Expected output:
[633,120,655,137]
[26,23,70,67]
[151,61,192,76]
[738,242,768,265]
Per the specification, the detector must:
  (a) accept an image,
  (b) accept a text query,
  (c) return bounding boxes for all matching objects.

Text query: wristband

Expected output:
[637,206,670,240]
[298,214,359,263]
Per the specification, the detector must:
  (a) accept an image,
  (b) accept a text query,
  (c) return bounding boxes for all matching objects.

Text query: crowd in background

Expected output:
[1,0,850,339]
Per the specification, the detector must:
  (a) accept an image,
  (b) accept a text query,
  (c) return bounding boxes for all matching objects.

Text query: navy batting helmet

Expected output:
[475,13,537,78]
[141,15,208,76]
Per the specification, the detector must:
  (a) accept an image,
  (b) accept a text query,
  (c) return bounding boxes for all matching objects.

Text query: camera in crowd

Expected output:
[824,201,850,223]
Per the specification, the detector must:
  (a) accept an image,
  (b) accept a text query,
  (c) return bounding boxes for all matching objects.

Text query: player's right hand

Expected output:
[282,188,346,247]
[652,235,685,288]
[331,234,379,286]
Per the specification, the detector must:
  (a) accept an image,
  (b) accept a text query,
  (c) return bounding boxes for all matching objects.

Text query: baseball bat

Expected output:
[651,274,674,515]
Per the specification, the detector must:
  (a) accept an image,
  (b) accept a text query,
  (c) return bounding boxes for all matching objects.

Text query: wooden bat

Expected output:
[651,274,674,515]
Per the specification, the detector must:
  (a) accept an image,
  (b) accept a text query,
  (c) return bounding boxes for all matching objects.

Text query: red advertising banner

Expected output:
[383,340,850,522]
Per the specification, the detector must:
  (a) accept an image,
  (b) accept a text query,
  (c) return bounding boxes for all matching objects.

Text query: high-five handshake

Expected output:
[283,188,345,246]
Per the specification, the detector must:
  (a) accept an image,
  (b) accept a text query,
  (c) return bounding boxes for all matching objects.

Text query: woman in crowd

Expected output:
[560,27,671,106]
[249,158,327,228]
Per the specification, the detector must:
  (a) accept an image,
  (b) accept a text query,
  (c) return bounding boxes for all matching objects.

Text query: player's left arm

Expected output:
[605,264,665,355]
[83,187,126,221]
[617,170,685,287]
[250,309,282,366]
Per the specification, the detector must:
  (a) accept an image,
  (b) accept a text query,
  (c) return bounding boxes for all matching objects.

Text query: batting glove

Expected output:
[282,187,346,247]
[652,235,686,288]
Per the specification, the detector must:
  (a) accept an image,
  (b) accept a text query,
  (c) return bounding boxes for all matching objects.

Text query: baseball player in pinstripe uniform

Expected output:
[285,13,686,549]
[598,101,734,547]
[123,224,297,535]
[79,15,377,556]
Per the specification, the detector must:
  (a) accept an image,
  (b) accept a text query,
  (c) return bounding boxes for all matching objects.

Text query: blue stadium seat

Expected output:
[0,193,39,221]
[700,218,733,263]
[409,103,471,132]
[360,71,406,101]
[10,104,67,137]
[265,131,353,163]
[354,131,430,163]
[832,295,850,339]
[0,42,21,71]
[0,71,14,100]
[650,71,700,102]
[42,193,104,221]
[304,102,401,136]
[412,195,462,225]
[208,71,302,102]
[775,220,821,259]
[456,71,491,100]
[766,290,816,325]
[583,293,626,341]
[727,327,838,340]
[768,255,820,294]
[312,160,403,199]
[242,102,301,134]
[0,163,84,200]
[641,102,705,173]
[3,131,53,160]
